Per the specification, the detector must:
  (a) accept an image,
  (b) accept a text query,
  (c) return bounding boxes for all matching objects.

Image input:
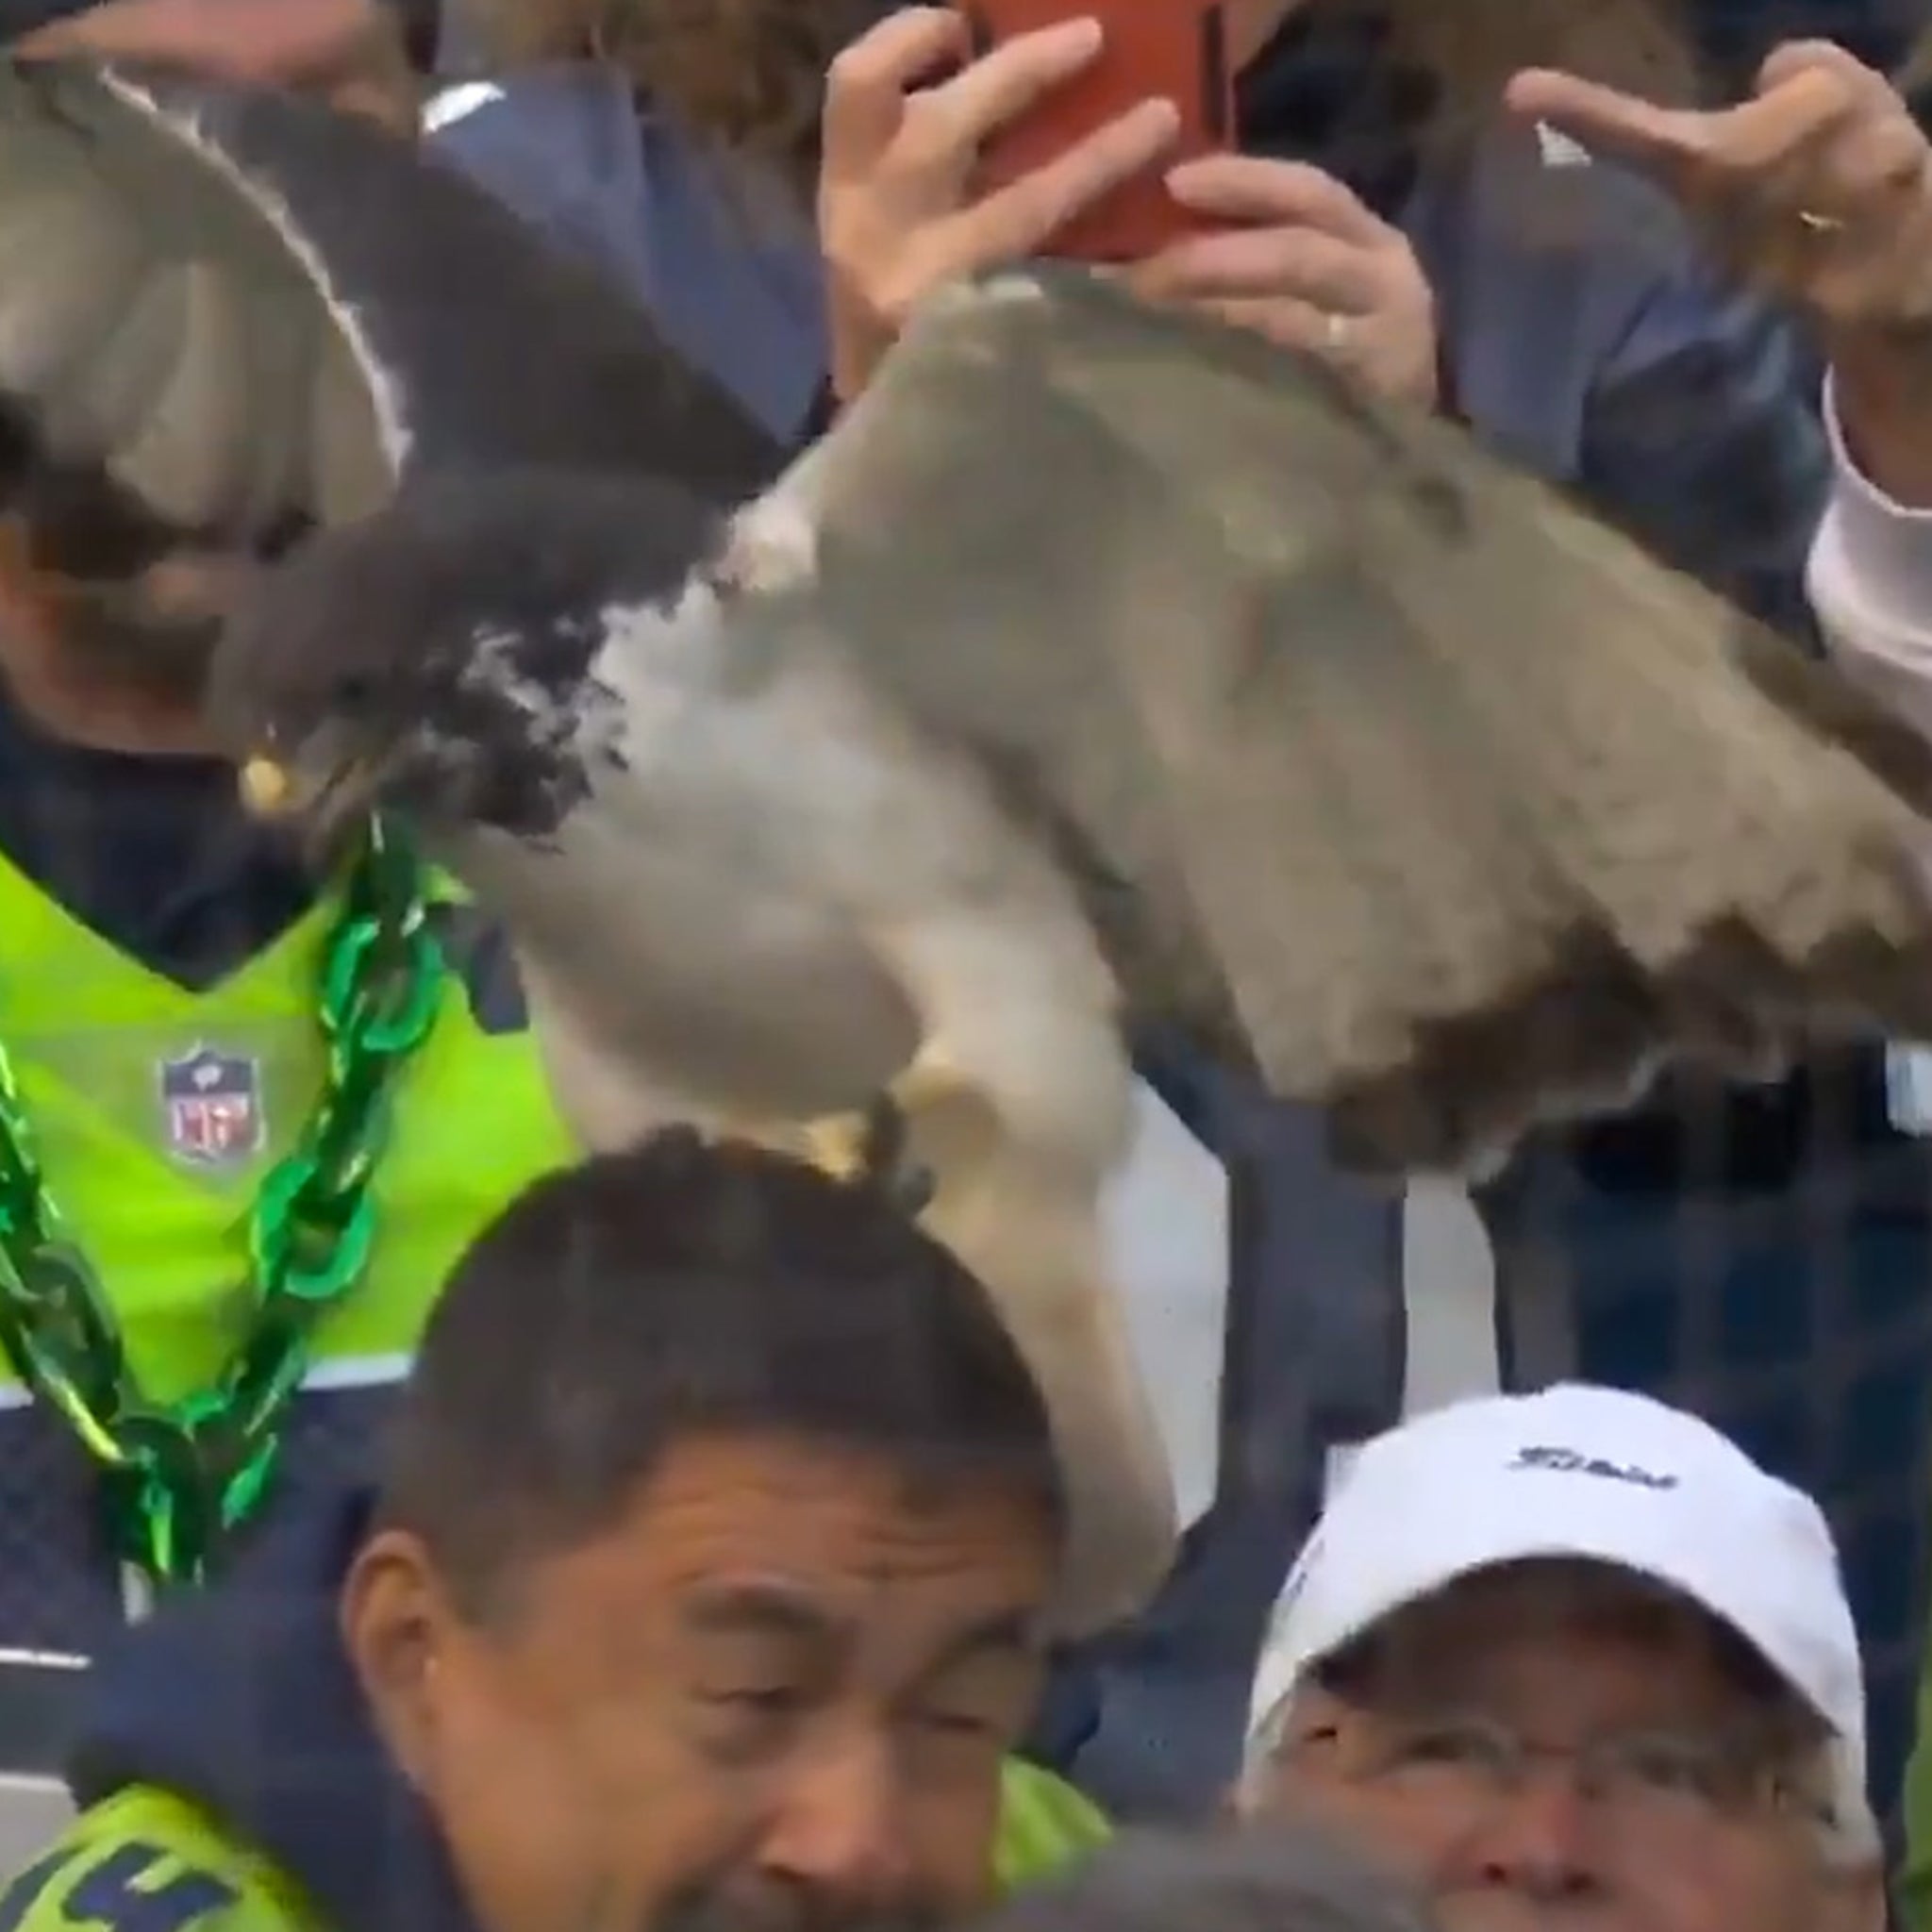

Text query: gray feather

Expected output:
[307,333,391,525]
[0,192,142,407]
[0,57,781,566]
[113,263,260,529]
[49,265,192,456]
[762,264,1932,1174]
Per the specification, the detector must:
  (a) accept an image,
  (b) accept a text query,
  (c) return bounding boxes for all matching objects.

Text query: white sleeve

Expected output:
[1807,375,1932,742]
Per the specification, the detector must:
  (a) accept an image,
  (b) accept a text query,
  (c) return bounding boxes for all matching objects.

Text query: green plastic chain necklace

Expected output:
[0,817,446,1590]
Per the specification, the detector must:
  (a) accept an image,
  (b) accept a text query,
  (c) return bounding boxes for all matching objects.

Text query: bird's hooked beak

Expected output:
[234,743,383,858]
[239,754,295,817]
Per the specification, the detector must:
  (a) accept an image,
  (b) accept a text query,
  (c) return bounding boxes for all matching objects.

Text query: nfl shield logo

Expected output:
[158,1046,266,1169]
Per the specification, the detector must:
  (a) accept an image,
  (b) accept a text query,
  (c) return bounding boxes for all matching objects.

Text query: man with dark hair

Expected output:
[0,1133,1108,1932]
[0,0,541,1793]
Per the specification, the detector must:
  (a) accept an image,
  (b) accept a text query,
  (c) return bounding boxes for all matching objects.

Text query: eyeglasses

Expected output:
[1293,1709,1831,1843]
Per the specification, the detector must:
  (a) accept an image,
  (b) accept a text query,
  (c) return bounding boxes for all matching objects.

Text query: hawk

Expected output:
[7,59,1932,1628]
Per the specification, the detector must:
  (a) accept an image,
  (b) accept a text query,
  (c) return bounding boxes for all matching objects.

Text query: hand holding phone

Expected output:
[956,0,1234,261]
[820,7,1189,397]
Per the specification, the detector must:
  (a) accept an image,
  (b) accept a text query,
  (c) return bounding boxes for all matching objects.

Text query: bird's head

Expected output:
[206,468,722,850]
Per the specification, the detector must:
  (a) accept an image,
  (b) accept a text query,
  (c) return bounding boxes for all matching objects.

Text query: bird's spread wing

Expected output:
[755,263,1932,1174]
[0,59,779,558]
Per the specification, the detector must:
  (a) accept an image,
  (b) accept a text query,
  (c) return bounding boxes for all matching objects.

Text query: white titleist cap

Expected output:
[1246,1385,1866,1822]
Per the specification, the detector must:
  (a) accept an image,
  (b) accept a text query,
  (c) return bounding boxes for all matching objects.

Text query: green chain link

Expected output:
[0,818,446,1590]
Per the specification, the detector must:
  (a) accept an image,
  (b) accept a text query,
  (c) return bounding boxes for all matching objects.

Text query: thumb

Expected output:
[1504,66,1713,176]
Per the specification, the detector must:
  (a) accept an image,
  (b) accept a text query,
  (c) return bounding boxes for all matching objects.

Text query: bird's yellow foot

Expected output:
[803,1095,935,1217]
[802,1108,875,1185]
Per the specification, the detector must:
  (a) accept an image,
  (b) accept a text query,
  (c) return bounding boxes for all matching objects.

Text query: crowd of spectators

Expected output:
[0,6,1929,1932]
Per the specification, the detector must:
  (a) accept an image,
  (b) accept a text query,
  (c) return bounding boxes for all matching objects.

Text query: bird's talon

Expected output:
[803,1113,871,1184]
[894,1047,965,1117]
[858,1094,907,1178]
[862,1100,936,1216]
[803,1097,937,1217]
[888,1160,938,1218]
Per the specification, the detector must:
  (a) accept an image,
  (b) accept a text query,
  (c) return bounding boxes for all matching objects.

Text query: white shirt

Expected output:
[1807,380,1932,727]
[1807,380,1932,1132]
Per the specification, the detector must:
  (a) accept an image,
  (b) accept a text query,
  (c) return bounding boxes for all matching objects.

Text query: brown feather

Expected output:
[777,265,1932,1174]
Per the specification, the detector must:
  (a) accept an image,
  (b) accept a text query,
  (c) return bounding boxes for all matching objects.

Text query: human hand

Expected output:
[19,0,391,84]
[1507,42,1932,348]
[1129,155,1440,407]
[818,6,1181,400]
[1510,42,1932,503]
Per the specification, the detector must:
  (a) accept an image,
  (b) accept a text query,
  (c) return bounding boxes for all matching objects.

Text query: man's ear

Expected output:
[0,520,63,649]
[340,1526,466,1793]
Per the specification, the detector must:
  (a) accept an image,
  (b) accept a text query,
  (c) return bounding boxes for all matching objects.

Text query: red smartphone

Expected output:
[955,0,1233,264]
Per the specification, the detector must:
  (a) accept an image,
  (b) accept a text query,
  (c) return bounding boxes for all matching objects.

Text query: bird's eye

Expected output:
[335,674,377,713]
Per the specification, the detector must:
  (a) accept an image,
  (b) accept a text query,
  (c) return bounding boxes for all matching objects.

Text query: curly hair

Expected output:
[461,0,881,182]
[1385,0,1697,125]
[458,0,1698,184]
